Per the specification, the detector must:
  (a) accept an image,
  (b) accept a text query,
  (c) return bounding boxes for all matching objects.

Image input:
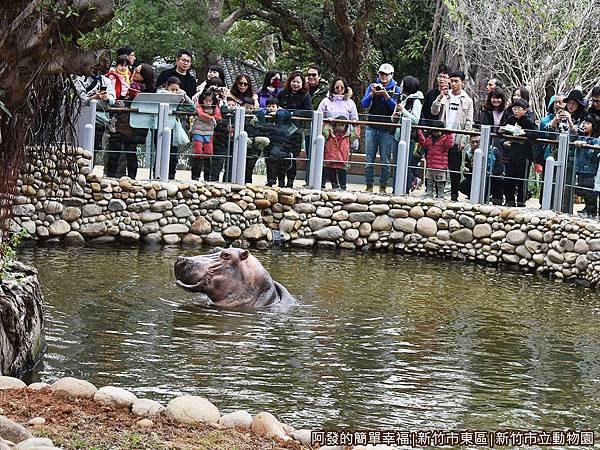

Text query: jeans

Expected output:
[365,127,394,186]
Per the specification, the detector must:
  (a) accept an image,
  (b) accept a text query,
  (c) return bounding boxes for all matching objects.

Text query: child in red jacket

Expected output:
[322,115,359,190]
[417,120,454,198]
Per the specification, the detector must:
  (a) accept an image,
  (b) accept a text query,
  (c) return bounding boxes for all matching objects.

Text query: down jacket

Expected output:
[417,130,454,170]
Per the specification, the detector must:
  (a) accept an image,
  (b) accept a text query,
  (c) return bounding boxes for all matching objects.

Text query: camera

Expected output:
[373,84,384,92]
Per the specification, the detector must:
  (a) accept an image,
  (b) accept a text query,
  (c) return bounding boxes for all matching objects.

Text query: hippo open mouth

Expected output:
[174,253,220,292]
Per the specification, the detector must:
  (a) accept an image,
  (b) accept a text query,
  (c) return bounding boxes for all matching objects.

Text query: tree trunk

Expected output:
[0,261,45,377]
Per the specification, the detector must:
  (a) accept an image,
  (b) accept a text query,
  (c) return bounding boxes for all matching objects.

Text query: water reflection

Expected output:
[18,245,600,430]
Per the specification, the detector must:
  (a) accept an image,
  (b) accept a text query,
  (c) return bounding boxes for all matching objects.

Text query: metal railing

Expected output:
[78,102,600,215]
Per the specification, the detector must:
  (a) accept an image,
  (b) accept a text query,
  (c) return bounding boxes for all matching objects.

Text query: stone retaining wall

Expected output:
[11,148,600,286]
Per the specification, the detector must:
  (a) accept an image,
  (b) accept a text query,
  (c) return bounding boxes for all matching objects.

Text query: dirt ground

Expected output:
[0,388,311,450]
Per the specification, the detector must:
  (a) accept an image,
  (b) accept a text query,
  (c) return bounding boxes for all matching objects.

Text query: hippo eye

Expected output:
[220,251,231,260]
[240,250,249,260]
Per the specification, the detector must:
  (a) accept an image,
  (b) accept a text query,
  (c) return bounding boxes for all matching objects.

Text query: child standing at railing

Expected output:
[417,121,454,198]
[190,90,222,181]
[322,115,359,190]
[575,114,600,218]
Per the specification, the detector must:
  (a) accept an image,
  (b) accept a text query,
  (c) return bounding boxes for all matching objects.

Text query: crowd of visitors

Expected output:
[75,46,600,214]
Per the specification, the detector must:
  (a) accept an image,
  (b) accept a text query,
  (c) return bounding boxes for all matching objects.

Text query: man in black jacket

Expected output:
[156,50,197,98]
[422,64,450,122]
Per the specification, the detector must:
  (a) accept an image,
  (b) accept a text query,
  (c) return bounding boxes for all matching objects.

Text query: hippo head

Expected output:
[174,247,276,306]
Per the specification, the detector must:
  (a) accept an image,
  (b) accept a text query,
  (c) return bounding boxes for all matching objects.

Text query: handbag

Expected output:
[173,119,190,147]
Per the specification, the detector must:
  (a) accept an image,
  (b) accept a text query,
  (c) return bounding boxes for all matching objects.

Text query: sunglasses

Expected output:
[378,71,391,76]
[306,73,318,77]
[591,99,600,104]
[238,81,248,86]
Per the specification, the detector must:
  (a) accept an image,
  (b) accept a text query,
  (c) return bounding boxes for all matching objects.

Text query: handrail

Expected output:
[102,105,600,151]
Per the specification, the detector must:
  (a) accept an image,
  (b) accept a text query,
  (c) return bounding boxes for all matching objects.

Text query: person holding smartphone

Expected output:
[74,59,116,151]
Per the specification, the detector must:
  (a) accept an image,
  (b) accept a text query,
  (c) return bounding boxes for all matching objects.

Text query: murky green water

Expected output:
[17,245,600,431]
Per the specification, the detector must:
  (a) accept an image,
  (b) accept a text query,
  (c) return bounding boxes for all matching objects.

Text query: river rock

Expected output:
[51,377,97,398]
[316,207,333,218]
[161,224,189,234]
[589,239,600,252]
[166,396,220,424]
[574,239,589,254]
[190,217,212,235]
[308,217,331,231]
[394,218,416,233]
[61,207,81,222]
[0,376,26,389]
[221,202,243,214]
[26,417,47,426]
[151,200,173,213]
[527,229,544,242]
[548,249,564,264]
[345,229,360,241]
[344,203,368,212]
[292,429,313,445]
[204,232,226,246]
[80,222,107,238]
[506,230,527,245]
[243,224,268,240]
[458,215,475,228]
[163,234,181,244]
[371,215,393,231]
[108,199,126,212]
[48,220,70,236]
[13,204,35,217]
[173,204,192,218]
[291,238,315,247]
[223,226,242,238]
[27,382,50,390]
[119,231,139,243]
[143,233,162,244]
[132,399,165,416]
[473,223,492,238]
[0,416,32,444]
[426,206,443,220]
[44,201,63,215]
[219,410,253,429]
[94,386,137,408]
[313,226,343,240]
[348,212,376,223]
[369,204,390,214]
[82,204,102,217]
[416,217,437,237]
[451,228,473,244]
[332,210,349,221]
[251,412,287,439]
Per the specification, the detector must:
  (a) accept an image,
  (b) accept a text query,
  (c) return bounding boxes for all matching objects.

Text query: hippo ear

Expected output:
[240,250,249,260]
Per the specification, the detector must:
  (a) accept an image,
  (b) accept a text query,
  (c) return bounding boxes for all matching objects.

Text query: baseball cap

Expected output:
[378,63,394,75]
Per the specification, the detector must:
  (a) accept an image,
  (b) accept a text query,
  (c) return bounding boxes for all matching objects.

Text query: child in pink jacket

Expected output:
[417,120,454,198]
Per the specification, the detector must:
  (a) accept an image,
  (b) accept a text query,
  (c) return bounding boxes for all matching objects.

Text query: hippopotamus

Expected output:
[174,247,296,308]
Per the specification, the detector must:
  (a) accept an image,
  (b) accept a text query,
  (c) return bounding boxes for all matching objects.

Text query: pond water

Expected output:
[18,245,600,431]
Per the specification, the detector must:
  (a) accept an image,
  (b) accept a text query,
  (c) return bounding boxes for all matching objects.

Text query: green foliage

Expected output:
[0,228,28,278]
[80,0,240,64]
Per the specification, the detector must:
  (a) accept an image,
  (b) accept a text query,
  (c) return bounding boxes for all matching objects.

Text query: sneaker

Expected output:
[411,177,421,191]
[366,184,373,192]
[379,184,388,193]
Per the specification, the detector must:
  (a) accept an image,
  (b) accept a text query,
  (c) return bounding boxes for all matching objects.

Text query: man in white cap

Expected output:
[360,63,401,193]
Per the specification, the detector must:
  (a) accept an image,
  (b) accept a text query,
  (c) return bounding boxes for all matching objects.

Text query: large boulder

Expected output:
[0,261,45,376]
